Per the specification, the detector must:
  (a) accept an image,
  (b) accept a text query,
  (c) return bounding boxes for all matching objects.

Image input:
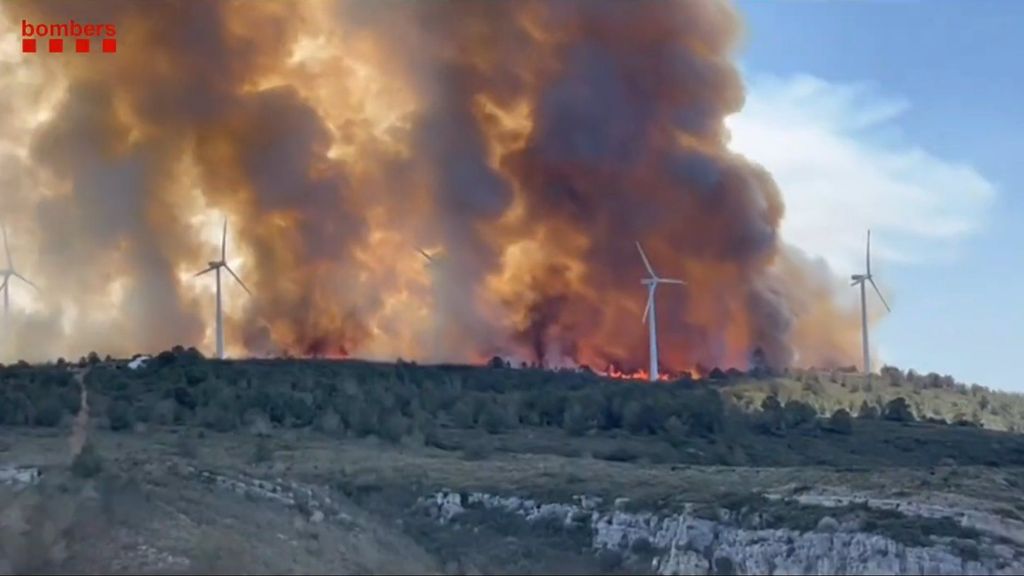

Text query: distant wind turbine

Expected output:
[0,224,39,320]
[850,229,891,375]
[194,218,251,360]
[636,241,686,382]
[418,246,451,360]
[418,248,446,268]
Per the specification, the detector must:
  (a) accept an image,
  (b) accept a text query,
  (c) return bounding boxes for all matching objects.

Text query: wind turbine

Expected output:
[636,241,685,382]
[850,229,891,375]
[418,247,451,360]
[0,224,39,320]
[194,218,251,359]
[418,248,446,269]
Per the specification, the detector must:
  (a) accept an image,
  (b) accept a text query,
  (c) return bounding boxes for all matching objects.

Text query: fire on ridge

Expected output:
[0,1,863,374]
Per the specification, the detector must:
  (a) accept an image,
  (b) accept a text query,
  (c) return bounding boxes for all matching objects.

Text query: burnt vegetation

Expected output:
[1,348,1024,469]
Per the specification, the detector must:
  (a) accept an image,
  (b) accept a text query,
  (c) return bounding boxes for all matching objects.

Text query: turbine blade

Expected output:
[866,229,872,276]
[418,248,433,262]
[659,278,686,285]
[224,264,252,296]
[635,241,656,278]
[194,265,216,278]
[642,292,652,324]
[221,218,228,262]
[12,272,39,292]
[0,277,7,294]
[869,277,891,312]
[2,224,10,269]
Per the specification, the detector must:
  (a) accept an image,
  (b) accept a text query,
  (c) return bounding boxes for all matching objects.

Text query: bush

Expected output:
[0,392,34,425]
[108,400,134,432]
[380,412,409,443]
[883,397,915,422]
[663,416,688,446]
[623,399,658,435]
[252,437,273,464]
[563,403,591,437]
[173,386,197,410]
[857,401,879,420]
[825,409,853,435]
[783,400,817,429]
[33,397,64,427]
[72,442,103,478]
[480,402,512,434]
[450,398,476,429]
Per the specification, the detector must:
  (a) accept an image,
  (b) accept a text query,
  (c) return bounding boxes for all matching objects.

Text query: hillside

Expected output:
[2,349,1024,574]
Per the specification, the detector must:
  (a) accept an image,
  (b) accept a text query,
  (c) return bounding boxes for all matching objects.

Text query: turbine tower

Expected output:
[636,241,685,382]
[850,229,891,374]
[0,224,39,320]
[194,218,251,359]
[419,247,449,360]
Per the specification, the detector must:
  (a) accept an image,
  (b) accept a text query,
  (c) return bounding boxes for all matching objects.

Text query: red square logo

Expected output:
[102,38,116,53]
[76,38,90,53]
[48,38,63,53]
[22,38,36,53]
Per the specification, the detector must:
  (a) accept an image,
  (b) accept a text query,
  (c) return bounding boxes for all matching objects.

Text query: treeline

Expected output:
[0,347,978,442]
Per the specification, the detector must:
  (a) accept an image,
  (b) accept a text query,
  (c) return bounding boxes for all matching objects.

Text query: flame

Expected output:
[597,363,697,382]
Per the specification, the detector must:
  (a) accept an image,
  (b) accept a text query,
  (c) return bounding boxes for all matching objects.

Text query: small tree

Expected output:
[783,400,817,429]
[825,409,853,434]
[883,397,915,422]
[857,400,879,420]
[108,400,134,432]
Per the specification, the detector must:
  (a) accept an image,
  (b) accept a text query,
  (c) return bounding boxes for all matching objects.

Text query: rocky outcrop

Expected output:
[767,491,1024,547]
[0,466,40,488]
[420,490,1024,575]
[185,466,355,525]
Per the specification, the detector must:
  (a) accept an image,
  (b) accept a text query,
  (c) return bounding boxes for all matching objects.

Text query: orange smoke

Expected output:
[0,0,861,372]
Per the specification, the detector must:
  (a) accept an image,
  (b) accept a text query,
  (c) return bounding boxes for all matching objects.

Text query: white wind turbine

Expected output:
[0,224,39,320]
[850,229,891,375]
[636,241,685,382]
[194,218,251,359]
[418,248,445,268]
[419,247,451,359]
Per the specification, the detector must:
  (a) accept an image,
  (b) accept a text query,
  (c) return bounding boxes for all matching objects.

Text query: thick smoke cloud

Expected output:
[0,0,861,372]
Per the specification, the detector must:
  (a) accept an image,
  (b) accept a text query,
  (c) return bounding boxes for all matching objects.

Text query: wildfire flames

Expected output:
[0,1,862,372]
[598,365,681,382]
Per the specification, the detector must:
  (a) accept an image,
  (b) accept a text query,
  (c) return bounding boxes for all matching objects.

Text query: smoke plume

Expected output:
[0,0,861,372]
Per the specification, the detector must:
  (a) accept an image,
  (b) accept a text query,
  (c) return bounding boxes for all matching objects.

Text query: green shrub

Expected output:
[884,397,915,422]
[783,400,817,429]
[450,397,476,429]
[33,397,64,427]
[563,403,591,437]
[108,400,134,432]
[825,409,853,435]
[0,392,34,425]
[252,437,273,464]
[480,402,512,434]
[380,412,409,443]
[72,442,103,478]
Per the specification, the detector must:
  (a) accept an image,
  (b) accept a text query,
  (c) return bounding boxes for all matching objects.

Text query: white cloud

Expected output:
[725,73,997,276]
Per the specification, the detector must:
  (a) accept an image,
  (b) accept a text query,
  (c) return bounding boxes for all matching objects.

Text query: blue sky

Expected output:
[730,0,1023,391]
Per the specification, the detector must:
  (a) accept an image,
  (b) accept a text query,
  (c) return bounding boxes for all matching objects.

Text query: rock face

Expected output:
[0,466,40,488]
[420,490,1024,576]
